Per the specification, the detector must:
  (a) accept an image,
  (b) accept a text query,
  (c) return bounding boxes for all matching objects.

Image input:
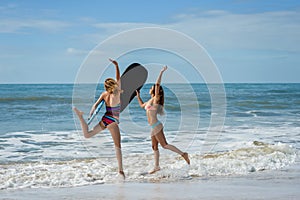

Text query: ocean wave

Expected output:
[266,89,294,94]
[0,96,71,103]
[245,110,283,117]
[0,141,298,190]
[233,100,291,110]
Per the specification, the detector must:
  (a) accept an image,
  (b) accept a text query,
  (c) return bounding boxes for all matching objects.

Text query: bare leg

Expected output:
[149,136,160,174]
[107,122,125,179]
[73,107,104,138]
[153,124,190,165]
[115,147,125,178]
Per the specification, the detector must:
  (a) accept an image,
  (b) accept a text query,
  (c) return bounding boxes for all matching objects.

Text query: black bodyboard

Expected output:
[120,63,147,112]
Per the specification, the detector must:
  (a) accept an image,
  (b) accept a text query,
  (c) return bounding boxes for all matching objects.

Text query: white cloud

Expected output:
[66,48,88,56]
[92,22,159,37]
[93,22,157,29]
[0,3,18,13]
[66,48,106,57]
[169,10,300,52]
[0,19,70,33]
[0,2,70,33]
[88,10,300,53]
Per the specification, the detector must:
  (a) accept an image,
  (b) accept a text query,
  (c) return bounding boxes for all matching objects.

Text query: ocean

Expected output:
[0,83,299,190]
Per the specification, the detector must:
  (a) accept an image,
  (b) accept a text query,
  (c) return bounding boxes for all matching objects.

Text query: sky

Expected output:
[0,0,300,83]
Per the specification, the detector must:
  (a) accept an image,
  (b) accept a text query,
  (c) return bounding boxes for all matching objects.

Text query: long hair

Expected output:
[151,84,164,115]
[104,78,118,94]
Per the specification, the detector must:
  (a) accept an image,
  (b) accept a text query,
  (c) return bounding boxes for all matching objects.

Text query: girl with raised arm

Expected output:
[73,58,125,179]
[136,66,190,174]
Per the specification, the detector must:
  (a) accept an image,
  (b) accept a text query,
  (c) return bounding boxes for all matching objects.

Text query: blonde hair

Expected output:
[104,78,118,94]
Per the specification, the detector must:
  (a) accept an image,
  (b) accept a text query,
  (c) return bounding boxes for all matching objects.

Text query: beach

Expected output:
[1,161,299,200]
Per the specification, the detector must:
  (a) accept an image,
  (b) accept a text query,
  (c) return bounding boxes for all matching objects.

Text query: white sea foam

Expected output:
[0,141,298,190]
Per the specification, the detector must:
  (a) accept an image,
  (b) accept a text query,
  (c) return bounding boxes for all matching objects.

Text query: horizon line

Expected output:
[1,82,299,85]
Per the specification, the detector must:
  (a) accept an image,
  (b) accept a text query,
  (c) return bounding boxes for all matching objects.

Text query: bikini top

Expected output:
[146,96,162,111]
[145,102,157,111]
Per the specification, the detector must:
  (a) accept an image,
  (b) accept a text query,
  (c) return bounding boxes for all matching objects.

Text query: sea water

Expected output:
[0,83,299,189]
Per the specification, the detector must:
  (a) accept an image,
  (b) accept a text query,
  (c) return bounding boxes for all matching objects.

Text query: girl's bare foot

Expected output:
[119,171,125,179]
[182,152,190,165]
[73,107,84,117]
[149,166,160,174]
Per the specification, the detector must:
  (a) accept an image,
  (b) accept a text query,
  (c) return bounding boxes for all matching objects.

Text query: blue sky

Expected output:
[0,0,300,83]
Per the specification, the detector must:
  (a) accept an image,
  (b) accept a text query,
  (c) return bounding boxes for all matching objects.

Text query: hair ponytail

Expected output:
[104,78,118,94]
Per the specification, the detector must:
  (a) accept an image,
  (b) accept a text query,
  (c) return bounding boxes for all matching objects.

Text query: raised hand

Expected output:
[109,58,118,66]
[161,65,168,72]
[109,58,120,82]
[136,90,140,97]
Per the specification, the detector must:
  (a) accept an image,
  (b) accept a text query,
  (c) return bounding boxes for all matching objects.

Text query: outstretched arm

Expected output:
[89,92,105,118]
[155,66,167,97]
[136,90,146,108]
[109,58,121,86]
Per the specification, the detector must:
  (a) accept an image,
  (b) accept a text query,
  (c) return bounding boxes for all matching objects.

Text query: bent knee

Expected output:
[152,145,159,151]
[84,132,92,139]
